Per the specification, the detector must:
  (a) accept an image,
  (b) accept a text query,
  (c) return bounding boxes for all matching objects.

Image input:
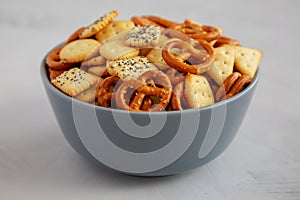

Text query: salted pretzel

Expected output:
[137,70,172,111]
[115,80,145,111]
[215,72,252,101]
[214,36,240,48]
[142,15,178,28]
[138,70,172,89]
[140,96,153,111]
[115,70,172,111]
[170,20,220,42]
[226,75,252,98]
[97,76,121,107]
[215,72,241,101]
[131,16,160,27]
[162,39,215,74]
[46,46,73,70]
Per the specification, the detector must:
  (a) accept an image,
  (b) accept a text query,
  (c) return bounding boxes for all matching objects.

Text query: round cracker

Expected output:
[99,33,139,60]
[60,39,100,63]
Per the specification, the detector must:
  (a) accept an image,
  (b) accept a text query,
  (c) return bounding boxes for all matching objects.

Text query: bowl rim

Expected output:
[41,45,260,116]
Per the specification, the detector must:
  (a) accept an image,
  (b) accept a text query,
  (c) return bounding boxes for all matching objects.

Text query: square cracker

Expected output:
[207,45,236,85]
[51,68,99,96]
[106,56,157,81]
[184,74,214,108]
[235,46,262,78]
[95,20,135,43]
[79,10,119,39]
[125,26,161,47]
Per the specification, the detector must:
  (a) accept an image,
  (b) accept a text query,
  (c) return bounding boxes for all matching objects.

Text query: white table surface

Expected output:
[1,0,299,199]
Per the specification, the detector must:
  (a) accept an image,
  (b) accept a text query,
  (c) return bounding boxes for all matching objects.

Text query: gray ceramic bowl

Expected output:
[41,47,259,176]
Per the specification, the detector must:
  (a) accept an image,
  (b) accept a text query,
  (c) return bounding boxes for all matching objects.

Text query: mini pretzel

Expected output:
[131,16,160,27]
[170,21,220,42]
[215,72,252,101]
[214,36,240,48]
[162,40,215,74]
[226,75,252,98]
[46,46,73,70]
[115,80,145,111]
[215,72,241,101]
[140,96,153,111]
[138,70,172,89]
[115,70,172,111]
[138,70,172,111]
[97,76,121,107]
[142,15,178,28]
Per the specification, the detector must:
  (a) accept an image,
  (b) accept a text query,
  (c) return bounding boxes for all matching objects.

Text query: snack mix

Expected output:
[46,10,262,112]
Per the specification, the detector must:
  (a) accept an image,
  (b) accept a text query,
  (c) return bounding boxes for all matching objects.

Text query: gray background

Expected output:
[0,0,299,199]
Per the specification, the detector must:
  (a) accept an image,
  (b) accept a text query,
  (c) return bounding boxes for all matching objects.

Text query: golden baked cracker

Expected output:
[207,45,236,85]
[99,33,139,60]
[184,74,214,108]
[125,26,161,47]
[51,68,99,96]
[59,39,100,63]
[79,10,119,39]
[235,46,262,78]
[75,84,97,103]
[95,20,135,43]
[106,56,157,81]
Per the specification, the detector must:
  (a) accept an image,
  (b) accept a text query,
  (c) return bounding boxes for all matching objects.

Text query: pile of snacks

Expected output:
[46,10,262,111]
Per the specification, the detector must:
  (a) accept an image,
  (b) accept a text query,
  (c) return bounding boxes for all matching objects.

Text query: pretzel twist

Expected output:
[142,15,179,28]
[170,20,220,42]
[115,70,172,111]
[97,76,121,107]
[215,72,252,101]
[162,40,215,74]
